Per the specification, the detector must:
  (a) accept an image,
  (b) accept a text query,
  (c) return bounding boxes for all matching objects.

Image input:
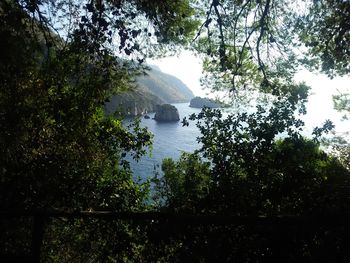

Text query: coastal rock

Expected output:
[154,104,180,122]
[104,88,163,117]
[189,96,222,108]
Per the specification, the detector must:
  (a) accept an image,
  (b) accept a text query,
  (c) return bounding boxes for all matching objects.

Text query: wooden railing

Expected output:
[1,210,349,262]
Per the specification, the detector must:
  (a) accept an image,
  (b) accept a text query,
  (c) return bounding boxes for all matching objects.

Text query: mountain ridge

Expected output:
[105,66,194,116]
[137,65,194,103]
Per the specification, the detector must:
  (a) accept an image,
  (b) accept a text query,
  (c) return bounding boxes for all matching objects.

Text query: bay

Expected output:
[127,103,202,180]
[126,101,348,181]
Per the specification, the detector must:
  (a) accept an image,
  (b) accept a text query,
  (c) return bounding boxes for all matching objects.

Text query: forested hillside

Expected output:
[137,65,194,103]
[106,66,194,116]
[105,86,163,116]
[1,0,350,262]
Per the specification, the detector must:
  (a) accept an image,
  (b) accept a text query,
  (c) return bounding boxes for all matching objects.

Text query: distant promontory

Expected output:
[189,96,223,108]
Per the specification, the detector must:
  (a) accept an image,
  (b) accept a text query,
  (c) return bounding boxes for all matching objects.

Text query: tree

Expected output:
[190,0,350,105]
[152,0,350,261]
[152,153,211,212]
[0,0,199,261]
[191,0,301,95]
[148,0,350,251]
[2,0,350,261]
[152,102,350,261]
[299,0,350,77]
[299,0,350,193]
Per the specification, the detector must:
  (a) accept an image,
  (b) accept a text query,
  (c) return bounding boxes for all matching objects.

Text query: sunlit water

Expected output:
[126,101,348,181]
[126,103,202,180]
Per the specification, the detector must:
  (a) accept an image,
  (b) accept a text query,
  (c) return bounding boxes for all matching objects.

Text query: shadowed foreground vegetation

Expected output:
[1,0,350,262]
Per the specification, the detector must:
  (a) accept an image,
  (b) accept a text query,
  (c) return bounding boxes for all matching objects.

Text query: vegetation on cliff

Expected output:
[137,66,194,103]
[1,0,350,262]
[0,0,197,261]
[105,87,163,116]
[189,96,223,108]
[106,66,195,116]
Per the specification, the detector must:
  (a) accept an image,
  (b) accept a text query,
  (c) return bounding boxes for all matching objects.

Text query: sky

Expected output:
[295,70,349,135]
[148,50,205,97]
[148,50,349,136]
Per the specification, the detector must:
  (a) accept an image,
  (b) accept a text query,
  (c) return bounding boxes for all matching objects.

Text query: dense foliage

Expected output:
[1,0,350,262]
[300,0,350,77]
[150,0,350,261]
[0,0,197,261]
[105,65,195,117]
[152,98,350,261]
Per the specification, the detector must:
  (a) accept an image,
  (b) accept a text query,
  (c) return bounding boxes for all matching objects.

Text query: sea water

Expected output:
[127,103,202,180]
[126,101,349,181]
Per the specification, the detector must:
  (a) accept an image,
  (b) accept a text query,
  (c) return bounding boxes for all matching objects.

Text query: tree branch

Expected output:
[256,0,271,84]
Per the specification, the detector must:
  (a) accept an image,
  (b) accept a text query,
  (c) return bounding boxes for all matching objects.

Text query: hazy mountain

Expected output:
[106,66,195,116]
[137,65,194,103]
[105,88,163,116]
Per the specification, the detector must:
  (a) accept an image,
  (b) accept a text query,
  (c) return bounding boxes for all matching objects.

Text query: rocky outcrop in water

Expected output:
[154,104,180,122]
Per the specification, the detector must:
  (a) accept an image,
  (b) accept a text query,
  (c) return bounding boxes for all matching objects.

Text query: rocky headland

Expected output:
[189,96,223,108]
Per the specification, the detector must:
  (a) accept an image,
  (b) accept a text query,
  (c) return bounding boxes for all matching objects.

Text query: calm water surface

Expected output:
[126,101,348,181]
[127,103,202,180]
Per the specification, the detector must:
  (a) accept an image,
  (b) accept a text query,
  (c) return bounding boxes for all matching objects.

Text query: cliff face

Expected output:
[105,88,163,116]
[189,96,222,108]
[106,66,194,116]
[137,66,194,103]
[154,104,180,122]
